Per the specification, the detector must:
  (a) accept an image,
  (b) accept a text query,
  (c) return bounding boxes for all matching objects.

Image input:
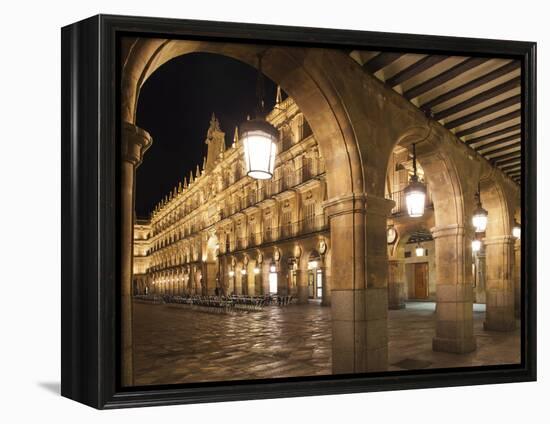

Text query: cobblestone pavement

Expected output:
[133,301,520,386]
[133,302,331,386]
[387,302,521,371]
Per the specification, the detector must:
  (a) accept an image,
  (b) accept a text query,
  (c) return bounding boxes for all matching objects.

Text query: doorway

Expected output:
[307,269,323,299]
[269,272,278,294]
[414,262,429,299]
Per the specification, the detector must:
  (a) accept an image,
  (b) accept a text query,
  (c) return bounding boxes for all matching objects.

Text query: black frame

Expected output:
[61,14,536,409]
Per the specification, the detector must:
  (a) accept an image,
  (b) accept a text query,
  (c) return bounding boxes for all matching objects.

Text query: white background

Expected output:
[0,0,547,421]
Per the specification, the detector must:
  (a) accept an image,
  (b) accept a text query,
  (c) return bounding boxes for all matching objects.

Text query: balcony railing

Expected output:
[229,215,328,252]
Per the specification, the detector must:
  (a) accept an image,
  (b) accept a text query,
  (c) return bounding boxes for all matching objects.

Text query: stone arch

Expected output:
[479,171,517,331]
[389,124,477,354]
[121,39,365,198]
[481,173,513,238]
[120,37,441,380]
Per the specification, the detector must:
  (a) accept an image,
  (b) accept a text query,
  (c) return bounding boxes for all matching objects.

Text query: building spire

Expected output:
[233,126,239,148]
[189,170,194,184]
[208,112,221,136]
[183,176,188,188]
[276,85,282,104]
[204,112,226,172]
[196,164,200,178]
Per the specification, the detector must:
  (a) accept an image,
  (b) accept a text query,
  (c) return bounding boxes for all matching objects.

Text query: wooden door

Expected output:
[414,263,429,299]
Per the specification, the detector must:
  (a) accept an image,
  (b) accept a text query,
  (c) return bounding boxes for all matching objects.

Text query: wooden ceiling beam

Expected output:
[482,142,521,158]
[386,55,447,87]
[421,60,520,110]
[404,57,487,100]
[493,154,521,166]
[465,124,521,145]
[473,133,521,151]
[500,161,521,171]
[445,95,521,129]
[434,76,521,120]
[364,52,404,74]
[455,109,521,138]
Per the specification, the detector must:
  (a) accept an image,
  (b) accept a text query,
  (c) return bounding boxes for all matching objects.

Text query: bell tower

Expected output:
[204,113,226,172]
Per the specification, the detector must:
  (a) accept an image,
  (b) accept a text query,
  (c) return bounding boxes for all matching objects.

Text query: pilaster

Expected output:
[431,224,477,353]
[120,122,152,387]
[484,235,516,331]
[323,193,393,373]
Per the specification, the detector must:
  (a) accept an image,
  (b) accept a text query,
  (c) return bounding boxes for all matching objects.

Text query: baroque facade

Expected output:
[133,93,331,305]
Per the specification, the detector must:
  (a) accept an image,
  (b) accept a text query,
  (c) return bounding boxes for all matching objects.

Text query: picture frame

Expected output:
[61,14,536,409]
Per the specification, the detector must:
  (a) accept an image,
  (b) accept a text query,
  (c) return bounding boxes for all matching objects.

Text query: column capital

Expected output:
[323,193,394,219]
[484,235,516,246]
[122,122,153,166]
[430,224,465,239]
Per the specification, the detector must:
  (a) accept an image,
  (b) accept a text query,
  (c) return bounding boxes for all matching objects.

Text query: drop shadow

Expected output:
[37,381,61,395]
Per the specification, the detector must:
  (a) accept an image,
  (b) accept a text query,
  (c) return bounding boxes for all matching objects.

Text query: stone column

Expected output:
[277,262,287,296]
[203,262,218,295]
[484,235,515,331]
[121,122,152,387]
[296,269,309,304]
[320,265,331,306]
[388,260,406,309]
[235,265,243,294]
[254,268,263,295]
[247,262,256,295]
[431,224,476,353]
[324,193,392,374]
[188,267,195,294]
[262,265,270,295]
[474,249,486,304]
[514,239,521,319]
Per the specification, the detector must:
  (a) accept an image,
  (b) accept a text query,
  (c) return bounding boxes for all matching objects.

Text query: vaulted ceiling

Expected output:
[349,50,521,184]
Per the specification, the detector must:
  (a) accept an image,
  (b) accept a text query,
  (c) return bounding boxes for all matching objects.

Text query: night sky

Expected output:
[135,52,279,218]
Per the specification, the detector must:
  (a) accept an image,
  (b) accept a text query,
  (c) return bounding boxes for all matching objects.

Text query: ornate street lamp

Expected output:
[241,53,278,180]
[415,243,425,257]
[472,182,488,233]
[404,143,427,218]
[472,239,482,253]
[512,220,521,239]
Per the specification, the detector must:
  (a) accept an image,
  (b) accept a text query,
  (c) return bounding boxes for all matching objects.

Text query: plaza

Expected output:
[121,37,523,386]
[133,301,520,386]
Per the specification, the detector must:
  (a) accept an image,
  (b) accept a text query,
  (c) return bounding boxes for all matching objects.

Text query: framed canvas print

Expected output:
[61,14,536,409]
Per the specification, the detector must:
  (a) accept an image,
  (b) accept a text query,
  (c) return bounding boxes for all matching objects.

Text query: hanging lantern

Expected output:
[240,268,247,276]
[472,182,488,233]
[240,52,278,180]
[415,243,425,257]
[472,239,482,253]
[253,267,260,275]
[512,220,521,239]
[269,262,277,273]
[404,143,427,218]
[241,119,278,179]
[228,270,235,277]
